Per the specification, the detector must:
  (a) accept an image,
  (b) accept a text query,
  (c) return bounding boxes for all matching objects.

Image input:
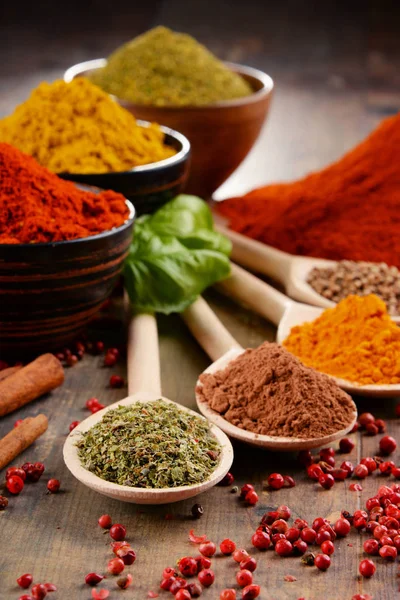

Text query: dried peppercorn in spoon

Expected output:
[63,310,233,504]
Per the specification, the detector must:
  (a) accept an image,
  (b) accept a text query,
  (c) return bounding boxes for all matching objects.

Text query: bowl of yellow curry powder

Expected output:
[0,78,190,216]
[64,26,273,199]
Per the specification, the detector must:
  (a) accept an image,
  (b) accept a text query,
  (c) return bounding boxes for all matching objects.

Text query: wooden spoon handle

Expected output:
[182,296,242,362]
[216,224,292,285]
[215,263,292,326]
[127,311,162,397]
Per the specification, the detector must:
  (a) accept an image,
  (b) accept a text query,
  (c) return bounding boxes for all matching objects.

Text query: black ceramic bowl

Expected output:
[0,197,135,359]
[59,121,191,217]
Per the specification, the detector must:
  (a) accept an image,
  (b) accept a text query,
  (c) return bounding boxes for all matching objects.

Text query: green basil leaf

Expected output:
[124,196,231,314]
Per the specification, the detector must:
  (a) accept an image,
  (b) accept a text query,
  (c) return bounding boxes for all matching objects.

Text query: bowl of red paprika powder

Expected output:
[0,143,135,358]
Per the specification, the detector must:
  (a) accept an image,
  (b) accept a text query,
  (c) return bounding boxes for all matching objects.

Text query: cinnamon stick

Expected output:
[0,414,48,470]
[0,354,64,417]
[0,365,22,382]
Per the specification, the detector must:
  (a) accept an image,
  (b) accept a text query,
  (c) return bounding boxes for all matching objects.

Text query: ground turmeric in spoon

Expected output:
[283,294,400,385]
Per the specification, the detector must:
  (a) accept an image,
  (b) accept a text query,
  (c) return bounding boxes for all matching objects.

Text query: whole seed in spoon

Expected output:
[307,260,400,315]
[76,400,221,488]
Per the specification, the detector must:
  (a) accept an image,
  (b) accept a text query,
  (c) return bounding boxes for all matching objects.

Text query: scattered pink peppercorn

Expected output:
[220,538,236,555]
[293,539,308,555]
[14,419,24,427]
[380,435,397,455]
[251,530,271,550]
[245,490,259,505]
[236,570,253,587]
[85,573,105,586]
[175,590,191,600]
[47,479,60,493]
[275,539,293,557]
[163,567,178,579]
[0,495,8,510]
[31,584,47,600]
[242,584,260,600]
[349,483,363,491]
[359,559,376,577]
[199,541,216,557]
[187,582,202,597]
[221,590,236,600]
[117,574,133,589]
[363,539,379,555]
[379,545,397,560]
[218,472,234,487]
[110,375,125,388]
[109,524,126,541]
[194,555,211,572]
[91,590,109,600]
[314,553,331,571]
[297,450,313,467]
[197,569,215,587]
[334,518,351,537]
[98,514,112,529]
[240,557,257,572]
[18,596,34,600]
[358,413,375,427]
[17,574,33,589]
[268,473,285,490]
[6,466,26,482]
[240,484,254,498]
[169,577,188,594]
[340,461,354,476]
[69,421,80,432]
[178,557,198,577]
[307,464,324,480]
[339,438,355,453]
[107,557,125,575]
[283,474,296,487]
[366,423,379,436]
[6,475,24,494]
[375,419,386,432]
[360,457,377,473]
[160,577,175,591]
[43,584,57,592]
[104,352,117,367]
[119,549,136,565]
[86,397,100,410]
[320,540,334,555]
[318,473,335,489]
[354,464,369,479]
[233,549,249,563]
[300,527,316,544]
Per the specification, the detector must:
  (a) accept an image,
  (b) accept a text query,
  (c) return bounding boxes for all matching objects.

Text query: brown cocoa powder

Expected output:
[197,342,355,439]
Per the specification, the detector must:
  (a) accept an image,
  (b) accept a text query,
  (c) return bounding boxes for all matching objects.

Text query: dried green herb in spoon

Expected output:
[76,400,221,488]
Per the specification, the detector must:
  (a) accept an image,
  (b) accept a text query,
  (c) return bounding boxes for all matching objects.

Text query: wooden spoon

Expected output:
[216,223,400,324]
[63,312,234,504]
[182,297,357,450]
[215,263,400,397]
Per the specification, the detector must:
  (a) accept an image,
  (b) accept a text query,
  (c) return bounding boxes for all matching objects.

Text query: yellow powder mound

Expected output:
[283,295,400,385]
[0,78,175,174]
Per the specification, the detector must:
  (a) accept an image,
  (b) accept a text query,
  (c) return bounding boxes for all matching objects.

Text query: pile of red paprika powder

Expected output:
[217,113,400,267]
[0,143,129,244]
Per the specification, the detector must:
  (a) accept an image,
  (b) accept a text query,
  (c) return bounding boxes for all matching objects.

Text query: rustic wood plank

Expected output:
[1,2,400,598]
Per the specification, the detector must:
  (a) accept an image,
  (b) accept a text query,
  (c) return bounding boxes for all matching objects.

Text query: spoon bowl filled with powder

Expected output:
[182,297,357,450]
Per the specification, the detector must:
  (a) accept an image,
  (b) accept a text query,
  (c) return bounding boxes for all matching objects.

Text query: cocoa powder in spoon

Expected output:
[197,342,355,439]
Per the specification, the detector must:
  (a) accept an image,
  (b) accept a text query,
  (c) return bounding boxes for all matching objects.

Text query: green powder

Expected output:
[89,26,253,106]
[76,400,221,488]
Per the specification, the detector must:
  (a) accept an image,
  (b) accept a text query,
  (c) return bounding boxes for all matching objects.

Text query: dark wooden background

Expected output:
[1,1,400,598]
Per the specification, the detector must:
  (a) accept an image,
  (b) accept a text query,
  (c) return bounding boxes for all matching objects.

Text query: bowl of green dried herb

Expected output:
[64,27,273,198]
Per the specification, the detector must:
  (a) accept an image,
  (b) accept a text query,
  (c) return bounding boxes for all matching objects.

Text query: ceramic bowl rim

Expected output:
[64,58,274,110]
[0,198,135,250]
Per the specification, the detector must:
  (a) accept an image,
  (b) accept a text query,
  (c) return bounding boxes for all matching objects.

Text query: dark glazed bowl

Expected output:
[59,121,190,216]
[0,198,135,359]
[65,59,273,199]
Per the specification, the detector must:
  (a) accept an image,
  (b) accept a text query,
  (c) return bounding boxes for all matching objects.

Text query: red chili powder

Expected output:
[217,113,400,267]
[0,143,129,244]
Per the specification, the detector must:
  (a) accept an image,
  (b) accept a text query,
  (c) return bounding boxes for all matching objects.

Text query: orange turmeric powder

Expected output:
[283,295,400,385]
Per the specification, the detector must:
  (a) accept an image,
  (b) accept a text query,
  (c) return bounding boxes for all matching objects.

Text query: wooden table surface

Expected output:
[1,2,400,599]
